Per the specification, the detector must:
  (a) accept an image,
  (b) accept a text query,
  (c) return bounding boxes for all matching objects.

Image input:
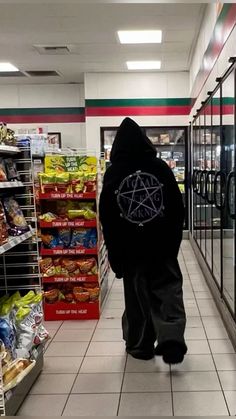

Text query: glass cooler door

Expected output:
[221,69,235,314]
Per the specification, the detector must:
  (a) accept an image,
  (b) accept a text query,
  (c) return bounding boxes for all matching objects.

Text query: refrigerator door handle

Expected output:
[206,170,215,204]
[196,170,202,196]
[214,170,226,210]
[192,169,198,193]
[200,170,208,199]
[226,171,235,220]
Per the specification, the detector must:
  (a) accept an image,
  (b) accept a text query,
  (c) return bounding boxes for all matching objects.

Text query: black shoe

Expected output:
[155,340,187,364]
[126,349,154,360]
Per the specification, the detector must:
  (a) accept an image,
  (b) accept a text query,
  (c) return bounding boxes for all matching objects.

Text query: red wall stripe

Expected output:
[0,114,85,124]
[86,106,191,117]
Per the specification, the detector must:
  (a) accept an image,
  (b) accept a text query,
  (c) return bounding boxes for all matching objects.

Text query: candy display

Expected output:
[3,196,29,236]
[39,171,96,194]
[39,257,98,277]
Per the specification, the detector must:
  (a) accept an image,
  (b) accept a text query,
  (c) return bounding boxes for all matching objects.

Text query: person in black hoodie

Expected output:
[99,117,187,364]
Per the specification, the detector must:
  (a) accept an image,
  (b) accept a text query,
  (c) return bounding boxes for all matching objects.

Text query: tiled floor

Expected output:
[17,241,236,416]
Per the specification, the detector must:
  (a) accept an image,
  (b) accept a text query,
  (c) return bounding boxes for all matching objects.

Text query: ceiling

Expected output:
[0,1,206,84]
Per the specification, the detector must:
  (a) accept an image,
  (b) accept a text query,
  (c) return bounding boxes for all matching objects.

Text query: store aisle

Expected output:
[17,241,236,416]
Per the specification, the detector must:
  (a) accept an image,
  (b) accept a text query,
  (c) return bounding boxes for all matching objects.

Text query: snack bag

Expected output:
[38,173,55,193]
[83,173,96,193]
[61,258,77,273]
[70,172,84,193]
[84,209,96,220]
[70,228,87,248]
[76,257,97,274]
[87,229,97,248]
[0,158,7,181]
[41,232,58,248]
[4,158,21,181]
[56,201,69,218]
[0,318,16,359]
[54,173,70,193]
[39,212,57,222]
[67,209,85,220]
[3,197,29,236]
[73,287,90,302]
[0,201,8,245]
[58,228,71,248]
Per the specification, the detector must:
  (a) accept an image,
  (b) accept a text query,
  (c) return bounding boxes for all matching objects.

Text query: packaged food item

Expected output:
[56,201,69,218]
[3,358,35,392]
[0,158,7,181]
[87,229,97,248]
[54,172,70,193]
[39,212,57,222]
[87,287,100,301]
[4,158,20,181]
[76,257,97,274]
[83,173,96,192]
[58,228,71,247]
[41,232,58,248]
[0,201,8,245]
[0,318,16,358]
[70,172,84,193]
[39,258,53,274]
[61,258,77,273]
[70,228,87,248]
[39,173,55,193]
[64,293,74,303]
[3,197,29,236]
[84,209,96,220]
[0,123,7,144]
[73,288,90,302]
[67,209,86,219]
[44,289,60,304]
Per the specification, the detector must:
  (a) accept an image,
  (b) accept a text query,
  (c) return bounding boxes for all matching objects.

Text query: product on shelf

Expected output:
[3,357,36,393]
[0,123,17,146]
[39,256,98,277]
[3,196,29,236]
[0,158,7,181]
[0,291,49,361]
[44,282,100,304]
[41,228,97,250]
[0,201,8,245]
[39,172,97,194]
[4,158,21,181]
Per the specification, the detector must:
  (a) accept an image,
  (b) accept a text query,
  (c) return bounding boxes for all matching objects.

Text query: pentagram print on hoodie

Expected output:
[99,118,185,277]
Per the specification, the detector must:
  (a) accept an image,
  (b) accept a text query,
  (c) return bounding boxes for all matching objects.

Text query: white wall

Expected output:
[85,72,190,153]
[0,84,86,149]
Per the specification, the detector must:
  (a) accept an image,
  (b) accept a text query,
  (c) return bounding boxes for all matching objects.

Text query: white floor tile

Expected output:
[60,320,97,330]
[101,308,124,318]
[172,371,221,391]
[92,328,123,341]
[53,329,93,342]
[202,316,224,328]
[126,355,169,373]
[17,395,68,416]
[186,317,203,328]
[87,341,125,356]
[219,371,236,390]
[80,356,126,373]
[42,356,83,374]
[63,394,120,416]
[122,372,171,392]
[185,340,210,354]
[72,373,123,393]
[171,354,216,372]
[29,373,76,394]
[213,354,236,371]
[45,341,88,357]
[97,318,122,329]
[195,291,213,299]
[209,339,235,354]
[118,392,172,416]
[224,391,236,415]
[105,300,125,309]
[173,391,228,416]
[185,327,206,340]
[205,326,229,339]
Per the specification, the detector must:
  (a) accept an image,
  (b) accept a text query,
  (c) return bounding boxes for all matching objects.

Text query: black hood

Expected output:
[110,117,156,163]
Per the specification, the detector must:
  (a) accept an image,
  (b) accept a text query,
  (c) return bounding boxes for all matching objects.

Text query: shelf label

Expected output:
[56,309,88,315]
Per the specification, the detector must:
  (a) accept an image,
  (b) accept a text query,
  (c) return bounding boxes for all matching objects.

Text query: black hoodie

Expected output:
[99,117,184,276]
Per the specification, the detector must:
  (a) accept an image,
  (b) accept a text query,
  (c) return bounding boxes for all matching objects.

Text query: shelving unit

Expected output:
[37,152,109,321]
[0,131,43,416]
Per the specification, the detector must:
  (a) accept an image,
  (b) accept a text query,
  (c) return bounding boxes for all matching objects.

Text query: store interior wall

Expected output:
[0,83,86,149]
[85,72,190,154]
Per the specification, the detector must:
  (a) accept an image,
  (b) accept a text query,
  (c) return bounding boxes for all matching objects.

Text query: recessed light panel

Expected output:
[0,63,19,72]
[126,61,161,70]
[118,30,162,44]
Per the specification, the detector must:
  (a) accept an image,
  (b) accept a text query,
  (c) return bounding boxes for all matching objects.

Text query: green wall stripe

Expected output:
[86,98,191,107]
[0,107,85,116]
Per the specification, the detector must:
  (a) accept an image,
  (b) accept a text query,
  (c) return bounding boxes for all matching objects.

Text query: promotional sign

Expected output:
[44,155,97,173]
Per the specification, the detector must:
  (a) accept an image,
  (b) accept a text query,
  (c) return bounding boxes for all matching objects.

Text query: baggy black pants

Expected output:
[122,258,186,356]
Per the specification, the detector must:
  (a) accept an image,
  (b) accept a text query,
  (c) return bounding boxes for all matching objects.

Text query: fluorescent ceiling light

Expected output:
[127,61,161,70]
[0,62,19,72]
[118,30,162,44]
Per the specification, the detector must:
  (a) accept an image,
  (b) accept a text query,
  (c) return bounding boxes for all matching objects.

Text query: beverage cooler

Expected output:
[101,126,188,229]
[191,60,236,321]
